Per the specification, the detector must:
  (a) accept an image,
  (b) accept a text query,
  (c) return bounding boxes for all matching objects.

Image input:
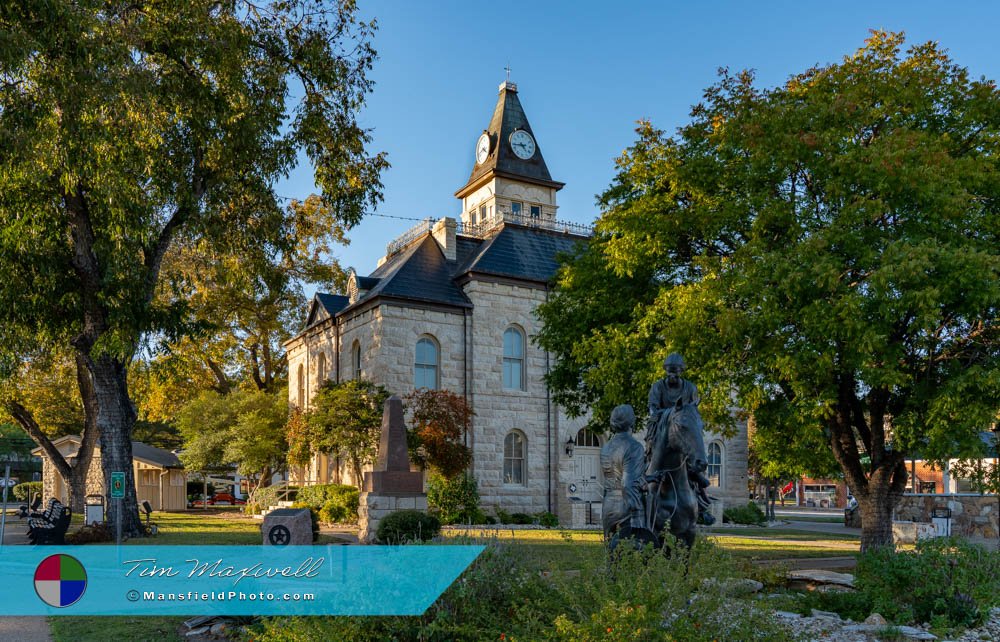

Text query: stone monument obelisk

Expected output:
[358,395,427,543]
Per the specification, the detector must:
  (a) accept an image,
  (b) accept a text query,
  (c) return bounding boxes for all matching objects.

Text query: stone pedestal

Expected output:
[262,508,312,545]
[358,396,429,543]
[358,492,430,543]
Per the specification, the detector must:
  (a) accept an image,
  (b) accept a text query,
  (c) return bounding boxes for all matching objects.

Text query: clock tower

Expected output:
[455,80,565,227]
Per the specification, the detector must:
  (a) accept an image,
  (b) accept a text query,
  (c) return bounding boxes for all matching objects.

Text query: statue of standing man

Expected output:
[600,404,646,541]
[646,353,716,525]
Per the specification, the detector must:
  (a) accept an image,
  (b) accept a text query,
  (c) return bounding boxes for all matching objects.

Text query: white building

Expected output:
[285,80,747,526]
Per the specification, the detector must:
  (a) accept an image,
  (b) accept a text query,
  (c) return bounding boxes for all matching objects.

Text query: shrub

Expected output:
[854,537,1000,628]
[723,502,767,526]
[510,512,533,525]
[318,490,360,524]
[289,502,320,542]
[537,511,559,528]
[496,508,512,524]
[375,510,440,544]
[66,522,113,545]
[426,473,479,524]
[12,481,42,502]
[296,484,360,524]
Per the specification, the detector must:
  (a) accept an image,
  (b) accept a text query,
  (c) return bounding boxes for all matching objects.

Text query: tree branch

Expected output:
[4,401,73,482]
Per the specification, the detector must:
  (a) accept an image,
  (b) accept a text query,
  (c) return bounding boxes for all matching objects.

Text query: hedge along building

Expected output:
[284,80,748,525]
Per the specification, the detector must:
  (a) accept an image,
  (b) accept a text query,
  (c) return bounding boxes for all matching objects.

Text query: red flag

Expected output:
[780,481,795,496]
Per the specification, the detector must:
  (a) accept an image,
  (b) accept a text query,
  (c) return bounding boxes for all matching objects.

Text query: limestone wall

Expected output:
[895,494,1000,542]
[463,280,556,517]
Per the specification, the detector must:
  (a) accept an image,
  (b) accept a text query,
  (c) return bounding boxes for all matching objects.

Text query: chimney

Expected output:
[432,217,457,261]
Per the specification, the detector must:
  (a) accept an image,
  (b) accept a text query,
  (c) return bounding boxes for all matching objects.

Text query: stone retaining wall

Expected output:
[895,494,1000,543]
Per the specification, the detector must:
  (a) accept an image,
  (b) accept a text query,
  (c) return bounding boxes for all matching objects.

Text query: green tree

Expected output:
[306,380,389,488]
[0,1,385,535]
[0,350,98,512]
[536,32,1000,550]
[176,388,288,499]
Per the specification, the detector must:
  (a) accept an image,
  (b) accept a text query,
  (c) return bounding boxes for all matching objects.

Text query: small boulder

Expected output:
[864,613,887,626]
[810,608,842,620]
[209,622,227,636]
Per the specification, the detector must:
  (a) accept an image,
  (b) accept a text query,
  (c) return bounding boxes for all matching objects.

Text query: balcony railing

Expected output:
[385,217,434,256]
[458,209,592,239]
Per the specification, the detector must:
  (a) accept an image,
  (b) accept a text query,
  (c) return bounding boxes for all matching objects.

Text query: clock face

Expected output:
[509,130,536,159]
[475,133,491,164]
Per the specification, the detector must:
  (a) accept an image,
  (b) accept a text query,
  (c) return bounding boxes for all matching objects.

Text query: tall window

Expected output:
[296,363,305,408]
[352,341,362,380]
[317,352,327,383]
[511,201,523,216]
[414,336,439,389]
[530,205,541,218]
[502,326,525,390]
[504,431,526,485]
[575,429,600,448]
[707,442,723,487]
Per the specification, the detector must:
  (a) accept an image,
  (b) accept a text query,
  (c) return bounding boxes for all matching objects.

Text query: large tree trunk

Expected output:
[89,354,143,538]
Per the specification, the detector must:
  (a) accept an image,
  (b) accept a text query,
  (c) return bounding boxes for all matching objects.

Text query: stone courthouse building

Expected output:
[285,80,747,526]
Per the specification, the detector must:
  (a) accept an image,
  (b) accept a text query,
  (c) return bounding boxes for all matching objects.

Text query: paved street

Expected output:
[0,509,52,642]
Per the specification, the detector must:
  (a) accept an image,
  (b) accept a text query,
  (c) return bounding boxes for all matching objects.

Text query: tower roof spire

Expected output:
[456,80,563,198]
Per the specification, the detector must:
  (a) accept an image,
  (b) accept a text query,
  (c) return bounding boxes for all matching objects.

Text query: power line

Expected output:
[274,193,431,224]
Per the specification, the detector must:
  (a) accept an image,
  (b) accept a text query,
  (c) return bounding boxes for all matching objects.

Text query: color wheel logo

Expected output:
[34,554,87,608]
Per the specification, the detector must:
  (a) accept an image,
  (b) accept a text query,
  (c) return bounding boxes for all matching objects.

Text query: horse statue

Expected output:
[644,397,708,548]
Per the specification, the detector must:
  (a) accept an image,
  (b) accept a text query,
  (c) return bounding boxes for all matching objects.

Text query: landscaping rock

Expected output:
[788,569,855,588]
[810,608,842,620]
[209,622,227,636]
[864,613,887,626]
[186,626,210,637]
[895,625,937,640]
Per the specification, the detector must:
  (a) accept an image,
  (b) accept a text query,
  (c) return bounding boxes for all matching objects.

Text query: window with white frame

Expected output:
[504,431,526,485]
[576,428,601,448]
[707,442,723,487]
[414,336,439,389]
[502,326,525,390]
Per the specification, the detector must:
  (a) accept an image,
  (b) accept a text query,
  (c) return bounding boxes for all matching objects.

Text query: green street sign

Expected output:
[111,471,125,498]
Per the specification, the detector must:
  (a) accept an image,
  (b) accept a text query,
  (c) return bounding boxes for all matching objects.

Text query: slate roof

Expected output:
[457,224,582,283]
[300,220,586,333]
[457,83,564,197]
[346,234,473,311]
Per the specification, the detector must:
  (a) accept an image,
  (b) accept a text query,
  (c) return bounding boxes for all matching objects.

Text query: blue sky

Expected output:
[278,1,1000,280]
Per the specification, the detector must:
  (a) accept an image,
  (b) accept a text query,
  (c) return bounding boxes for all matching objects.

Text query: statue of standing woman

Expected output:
[600,404,646,540]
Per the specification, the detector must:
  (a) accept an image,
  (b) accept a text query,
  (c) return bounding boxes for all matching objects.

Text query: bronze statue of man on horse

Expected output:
[601,353,715,550]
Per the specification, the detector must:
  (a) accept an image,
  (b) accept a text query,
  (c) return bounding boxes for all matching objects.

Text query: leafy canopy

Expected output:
[536,32,999,535]
[306,379,389,485]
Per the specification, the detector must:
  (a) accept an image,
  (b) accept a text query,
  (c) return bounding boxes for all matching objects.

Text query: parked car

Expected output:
[189,492,245,507]
[0,477,19,488]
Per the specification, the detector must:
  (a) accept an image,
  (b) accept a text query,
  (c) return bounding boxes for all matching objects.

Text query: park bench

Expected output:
[27,499,72,544]
[18,495,42,519]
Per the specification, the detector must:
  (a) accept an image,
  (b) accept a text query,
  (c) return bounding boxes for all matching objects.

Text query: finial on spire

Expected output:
[499,64,517,93]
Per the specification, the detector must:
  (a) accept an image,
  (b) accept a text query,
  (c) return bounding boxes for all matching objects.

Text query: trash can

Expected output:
[931,506,951,537]
[85,494,105,526]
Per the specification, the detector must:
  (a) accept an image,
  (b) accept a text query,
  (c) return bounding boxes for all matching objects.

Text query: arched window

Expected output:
[502,326,525,390]
[317,352,327,383]
[503,431,526,485]
[575,428,601,448]
[414,336,439,389]
[352,341,362,380]
[296,363,305,408]
[707,442,723,487]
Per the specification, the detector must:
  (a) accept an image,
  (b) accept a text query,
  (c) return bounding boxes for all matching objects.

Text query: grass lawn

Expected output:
[49,616,186,642]
[442,526,860,569]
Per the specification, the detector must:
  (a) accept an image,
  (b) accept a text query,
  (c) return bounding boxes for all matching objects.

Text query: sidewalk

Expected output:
[0,512,53,642]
